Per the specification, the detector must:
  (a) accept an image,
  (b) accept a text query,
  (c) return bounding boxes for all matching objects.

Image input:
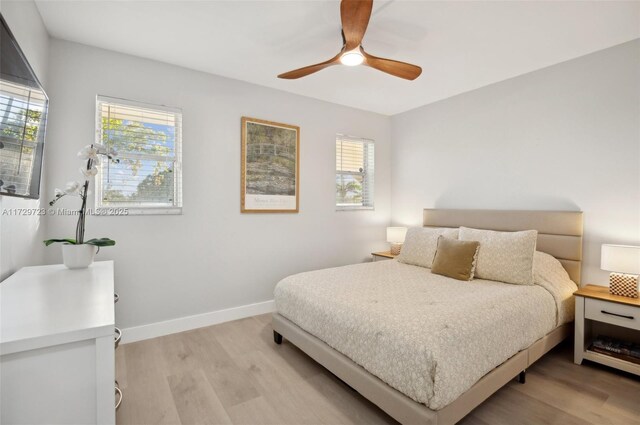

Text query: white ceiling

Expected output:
[35,0,640,116]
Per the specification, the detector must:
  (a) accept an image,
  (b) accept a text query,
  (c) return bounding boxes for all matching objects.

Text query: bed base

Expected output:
[272,313,570,425]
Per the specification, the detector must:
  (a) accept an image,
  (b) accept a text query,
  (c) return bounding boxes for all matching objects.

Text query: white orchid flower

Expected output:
[80,166,98,178]
[93,142,107,152]
[77,145,99,160]
[64,181,82,195]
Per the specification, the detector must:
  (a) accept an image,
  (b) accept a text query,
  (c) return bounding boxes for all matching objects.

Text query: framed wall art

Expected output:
[241,117,299,213]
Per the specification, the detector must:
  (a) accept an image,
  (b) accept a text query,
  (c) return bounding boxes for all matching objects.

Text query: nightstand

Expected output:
[574,284,640,376]
[372,251,397,262]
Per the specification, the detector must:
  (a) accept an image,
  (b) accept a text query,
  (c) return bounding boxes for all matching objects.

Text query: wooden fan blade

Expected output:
[341,0,373,50]
[277,52,342,79]
[361,49,422,80]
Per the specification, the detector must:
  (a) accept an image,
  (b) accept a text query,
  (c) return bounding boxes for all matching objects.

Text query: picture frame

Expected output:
[241,117,300,213]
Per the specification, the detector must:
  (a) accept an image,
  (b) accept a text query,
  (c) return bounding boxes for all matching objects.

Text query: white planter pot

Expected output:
[62,244,97,269]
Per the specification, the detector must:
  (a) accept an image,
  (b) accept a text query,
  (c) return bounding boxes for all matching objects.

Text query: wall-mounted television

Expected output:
[0,13,48,199]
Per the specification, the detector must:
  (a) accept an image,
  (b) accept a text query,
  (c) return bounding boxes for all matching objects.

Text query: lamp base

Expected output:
[390,243,402,256]
[609,272,639,298]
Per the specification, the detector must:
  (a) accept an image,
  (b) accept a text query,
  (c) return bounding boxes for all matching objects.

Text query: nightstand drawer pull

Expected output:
[601,310,634,320]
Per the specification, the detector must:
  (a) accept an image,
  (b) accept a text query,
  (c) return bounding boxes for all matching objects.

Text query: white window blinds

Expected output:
[336,135,374,210]
[95,96,182,214]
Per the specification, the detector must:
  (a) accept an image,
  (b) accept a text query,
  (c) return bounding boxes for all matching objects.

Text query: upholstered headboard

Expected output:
[423,209,583,284]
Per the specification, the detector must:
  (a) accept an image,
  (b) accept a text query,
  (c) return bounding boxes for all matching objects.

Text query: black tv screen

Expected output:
[0,13,48,199]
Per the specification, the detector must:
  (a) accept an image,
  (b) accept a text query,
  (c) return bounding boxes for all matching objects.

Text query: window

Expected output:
[336,135,374,210]
[95,96,182,214]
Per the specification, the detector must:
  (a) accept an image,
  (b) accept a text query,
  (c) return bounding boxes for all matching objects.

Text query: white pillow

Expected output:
[534,251,575,287]
[397,227,459,268]
[534,251,578,325]
[459,227,537,285]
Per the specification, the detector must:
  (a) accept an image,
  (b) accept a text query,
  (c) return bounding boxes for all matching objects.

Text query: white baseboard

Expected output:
[120,299,276,344]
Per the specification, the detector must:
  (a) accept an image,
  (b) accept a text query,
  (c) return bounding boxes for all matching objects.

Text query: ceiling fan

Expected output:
[277,0,422,81]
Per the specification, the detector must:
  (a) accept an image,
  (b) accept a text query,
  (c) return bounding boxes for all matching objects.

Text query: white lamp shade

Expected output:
[387,227,407,244]
[601,244,640,274]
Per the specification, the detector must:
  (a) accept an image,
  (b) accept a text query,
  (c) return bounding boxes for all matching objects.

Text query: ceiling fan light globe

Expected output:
[340,51,364,67]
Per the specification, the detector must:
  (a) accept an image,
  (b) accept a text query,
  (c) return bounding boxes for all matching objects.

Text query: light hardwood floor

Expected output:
[117,314,640,425]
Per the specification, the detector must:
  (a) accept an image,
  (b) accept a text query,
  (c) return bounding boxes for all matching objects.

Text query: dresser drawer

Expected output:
[585,298,640,331]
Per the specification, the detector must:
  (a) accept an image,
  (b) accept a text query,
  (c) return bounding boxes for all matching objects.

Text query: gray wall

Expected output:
[391,39,640,285]
[44,40,391,328]
[0,1,50,280]
[3,1,638,331]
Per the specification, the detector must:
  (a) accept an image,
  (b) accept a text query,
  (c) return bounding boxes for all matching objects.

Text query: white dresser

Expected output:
[0,261,116,424]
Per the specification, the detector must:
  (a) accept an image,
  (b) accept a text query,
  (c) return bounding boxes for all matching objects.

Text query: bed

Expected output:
[272,209,583,424]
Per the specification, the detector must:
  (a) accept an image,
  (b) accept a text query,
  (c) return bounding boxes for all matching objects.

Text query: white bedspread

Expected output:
[274,260,575,410]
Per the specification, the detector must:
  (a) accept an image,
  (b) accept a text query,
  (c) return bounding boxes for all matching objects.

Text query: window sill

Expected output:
[95,207,182,216]
[336,206,375,212]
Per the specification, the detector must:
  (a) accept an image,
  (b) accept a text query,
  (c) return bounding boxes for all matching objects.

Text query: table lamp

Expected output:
[387,227,407,255]
[601,244,640,298]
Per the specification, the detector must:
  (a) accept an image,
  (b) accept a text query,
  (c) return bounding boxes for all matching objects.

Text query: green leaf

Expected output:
[84,238,116,247]
[43,238,77,246]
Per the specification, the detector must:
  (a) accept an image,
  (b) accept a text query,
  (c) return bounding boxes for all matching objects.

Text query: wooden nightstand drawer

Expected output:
[585,298,640,331]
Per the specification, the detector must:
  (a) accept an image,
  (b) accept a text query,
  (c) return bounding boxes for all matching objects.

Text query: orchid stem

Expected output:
[75,156,92,245]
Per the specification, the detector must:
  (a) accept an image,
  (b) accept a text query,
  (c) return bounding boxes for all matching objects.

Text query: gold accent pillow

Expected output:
[431,236,480,281]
